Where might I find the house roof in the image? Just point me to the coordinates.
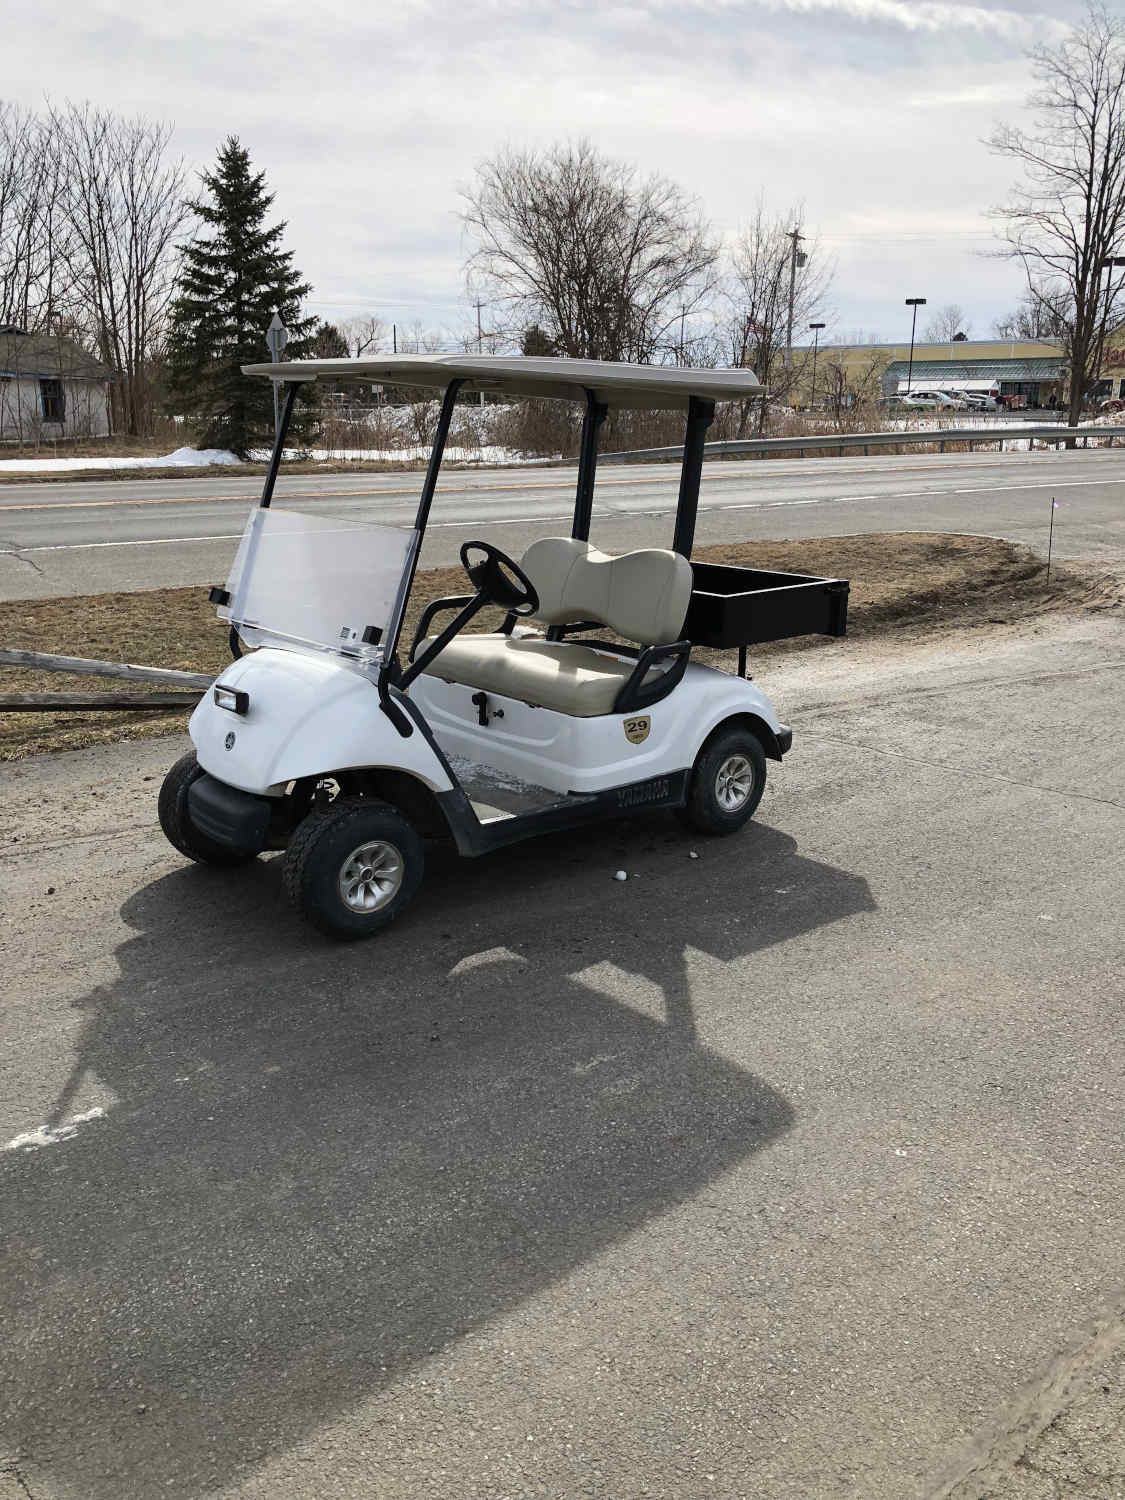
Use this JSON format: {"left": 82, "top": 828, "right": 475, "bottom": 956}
{"left": 0, "top": 331, "right": 113, "bottom": 382}
{"left": 884, "top": 357, "right": 1067, "bottom": 384}
{"left": 241, "top": 354, "right": 763, "bottom": 410}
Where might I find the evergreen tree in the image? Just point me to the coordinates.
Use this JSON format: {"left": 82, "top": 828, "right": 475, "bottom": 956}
{"left": 167, "top": 137, "right": 315, "bottom": 456}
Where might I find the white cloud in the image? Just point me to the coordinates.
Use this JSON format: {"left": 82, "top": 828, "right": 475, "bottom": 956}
{"left": 0, "top": 0, "right": 1083, "bottom": 340}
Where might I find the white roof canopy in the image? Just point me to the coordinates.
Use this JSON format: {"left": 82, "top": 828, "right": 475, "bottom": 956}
{"left": 241, "top": 354, "right": 763, "bottom": 411}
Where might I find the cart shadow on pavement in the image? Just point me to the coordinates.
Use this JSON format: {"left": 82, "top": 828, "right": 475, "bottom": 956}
{"left": 1, "top": 816, "right": 874, "bottom": 1500}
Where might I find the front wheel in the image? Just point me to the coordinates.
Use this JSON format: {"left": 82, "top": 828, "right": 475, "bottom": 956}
{"left": 678, "top": 726, "right": 767, "bottom": 836}
{"left": 284, "top": 799, "right": 423, "bottom": 940}
{"left": 158, "top": 751, "right": 259, "bottom": 866}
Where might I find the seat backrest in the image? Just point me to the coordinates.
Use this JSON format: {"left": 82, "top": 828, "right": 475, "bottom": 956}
{"left": 520, "top": 537, "right": 693, "bottom": 646}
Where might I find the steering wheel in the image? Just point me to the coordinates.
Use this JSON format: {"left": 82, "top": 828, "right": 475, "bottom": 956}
{"left": 459, "top": 541, "right": 539, "bottom": 617}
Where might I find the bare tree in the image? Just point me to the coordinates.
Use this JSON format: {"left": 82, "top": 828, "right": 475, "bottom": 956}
{"left": 991, "top": 290, "right": 1069, "bottom": 340}
{"left": 722, "top": 199, "right": 832, "bottom": 434}
{"left": 51, "top": 102, "right": 188, "bottom": 435}
{"left": 340, "top": 313, "right": 387, "bottom": 357}
{"left": 923, "top": 303, "right": 971, "bottom": 341}
{"left": 462, "top": 140, "right": 718, "bottom": 364}
{"left": 0, "top": 104, "right": 75, "bottom": 332}
{"left": 990, "top": 4, "right": 1125, "bottom": 424}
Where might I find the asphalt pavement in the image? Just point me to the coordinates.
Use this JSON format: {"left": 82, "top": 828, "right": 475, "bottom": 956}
{"left": 2, "top": 609, "right": 1124, "bottom": 1498}
{"left": 2, "top": 446, "right": 1125, "bottom": 599}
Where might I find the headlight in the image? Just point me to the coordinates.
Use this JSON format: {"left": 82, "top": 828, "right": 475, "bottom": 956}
{"left": 213, "top": 685, "right": 249, "bottom": 715}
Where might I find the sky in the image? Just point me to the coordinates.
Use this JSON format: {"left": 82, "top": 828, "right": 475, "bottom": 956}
{"left": 3, "top": 0, "right": 1093, "bottom": 351}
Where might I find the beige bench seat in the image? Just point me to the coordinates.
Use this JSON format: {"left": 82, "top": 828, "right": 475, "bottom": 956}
{"left": 416, "top": 537, "right": 694, "bottom": 717}
{"left": 418, "top": 634, "right": 640, "bottom": 717}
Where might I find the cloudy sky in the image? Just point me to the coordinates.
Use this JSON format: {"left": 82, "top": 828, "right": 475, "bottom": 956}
{"left": 4, "top": 0, "right": 1090, "bottom": 349}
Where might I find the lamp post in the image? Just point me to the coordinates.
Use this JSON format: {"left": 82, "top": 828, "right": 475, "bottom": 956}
{"left": 808, "top": 322, "right": 825, "bottom": 409}
{"left": 904, "top": 297, "right": 926, "bottom": 396}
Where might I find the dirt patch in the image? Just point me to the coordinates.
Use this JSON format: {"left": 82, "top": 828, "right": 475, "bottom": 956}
{"left": 0, "top": 532, "right": 1111, "bottom": 761}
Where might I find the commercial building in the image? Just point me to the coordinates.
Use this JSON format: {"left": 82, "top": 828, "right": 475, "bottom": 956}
{"left": 787, "top": 336, "right": 1125, "bottom": 409}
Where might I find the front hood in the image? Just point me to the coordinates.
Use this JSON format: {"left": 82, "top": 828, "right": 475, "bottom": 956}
{"left": 190, "top": 646, "right": 450, "bottom": 795}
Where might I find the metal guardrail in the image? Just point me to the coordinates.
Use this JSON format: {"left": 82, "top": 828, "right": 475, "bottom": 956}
{"left": 594, "top": 424, "right": 1125, "bottom": 465}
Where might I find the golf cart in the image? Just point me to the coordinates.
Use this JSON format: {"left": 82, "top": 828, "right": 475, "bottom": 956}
{"left": 158, "top": 356, "right": 849, "bottom": 939}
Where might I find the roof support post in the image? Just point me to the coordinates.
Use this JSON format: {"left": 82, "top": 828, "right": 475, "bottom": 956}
{"left": 571, "top": 390, "right": 608, "bottom": 541}
{"left": 412, "top": 378, "right": 465, "bottom": 532}
{"left": 381, "top": 378, "right": 466, "bottom": 719}
{"left": 672, "top": 395, "right": 715, "bottom": 557}
{"left": 258, "top": 382, "right": 300, "bottom": 509}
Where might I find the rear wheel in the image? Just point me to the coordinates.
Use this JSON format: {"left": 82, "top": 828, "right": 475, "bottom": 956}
{"left": 158, "top": 751, "right": 258, "bottom": 866}
{"left": 678, "top": 726, "right": 767, "bottom": 836}
{"left": 284, "top": 799, "right": 424, "bottom": 940}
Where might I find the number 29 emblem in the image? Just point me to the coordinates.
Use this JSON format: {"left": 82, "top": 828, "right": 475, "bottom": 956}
{"left": 623, "top": 715, "right": 651, "bottom": 745}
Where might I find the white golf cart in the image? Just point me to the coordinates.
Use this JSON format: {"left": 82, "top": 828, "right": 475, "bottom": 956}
{"left": 158, "top": 356, "right": 849, "bottom": 938}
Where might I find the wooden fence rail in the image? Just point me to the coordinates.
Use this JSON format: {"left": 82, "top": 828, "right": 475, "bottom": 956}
{"left": 0, "top": 648, "right": 210, "bottom": 713}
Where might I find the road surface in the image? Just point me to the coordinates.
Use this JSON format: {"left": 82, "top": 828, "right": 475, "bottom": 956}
{"left": 2, "top": 611, "right": 1123, "bottom": 1498}
{"left": 2, "top": 447, "right": 1124, "bottom": 600}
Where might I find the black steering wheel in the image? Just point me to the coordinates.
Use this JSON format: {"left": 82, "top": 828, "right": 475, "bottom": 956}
{"left": 459, "top": 541, "right": 539, "bottom": 617}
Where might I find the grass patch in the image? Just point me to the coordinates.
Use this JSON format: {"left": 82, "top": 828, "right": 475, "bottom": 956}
{"left": 0, "top": 532, "right": 1100, "bottom": 761}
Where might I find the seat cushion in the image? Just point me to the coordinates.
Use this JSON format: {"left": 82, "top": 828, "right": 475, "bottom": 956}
{"left": 520, "top": 537, "right": 692, "bottom": 646}
{"left": 419, "top": 633, "right": 637, "bottom": 716}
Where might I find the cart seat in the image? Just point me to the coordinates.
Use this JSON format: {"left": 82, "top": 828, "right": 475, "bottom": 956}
{"left": 418, "top": 538, "right": 693, "bottom": 717}
{"left": 417, "top": 634, "right": 648, "bottom": 717}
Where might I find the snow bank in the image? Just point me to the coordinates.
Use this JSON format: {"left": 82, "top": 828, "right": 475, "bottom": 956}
{"left": 0, "top": 446, "right": 241, "bottom": 473}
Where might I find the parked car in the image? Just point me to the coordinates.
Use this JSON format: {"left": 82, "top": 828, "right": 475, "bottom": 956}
{"left": 897, "top": 390, "right": 963, "bottom": 410}
{"left": 961, "top": 391, "right": 999, "bottom": 411}
{"left": 1098, "top": 396, "right": 1125, "bottom": 413}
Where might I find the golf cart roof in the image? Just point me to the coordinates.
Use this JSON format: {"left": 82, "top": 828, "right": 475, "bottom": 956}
{"left": 241, "top": 354, "right": 763, "bottom": 411}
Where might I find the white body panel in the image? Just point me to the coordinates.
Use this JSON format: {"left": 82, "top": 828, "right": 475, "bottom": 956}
{"left": 190, "top": 647, "right": 454, "bottom": 796}
{"left": 190, "top": 645, "right": 785, "bottom": 802}
{"left": 407, "top": 657, "right": 782, "bottom": 794}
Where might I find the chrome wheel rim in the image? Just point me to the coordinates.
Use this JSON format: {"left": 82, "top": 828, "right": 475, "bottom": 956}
{"left": 338, "top": 840, "right": 404, "bottom": 912}
{"left": 716, "top": 753, "right": 754, "bottom": 812}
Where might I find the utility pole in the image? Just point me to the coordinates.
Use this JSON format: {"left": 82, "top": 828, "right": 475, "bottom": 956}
{"left": 784, "top": 227, "right": 806, "bottom": 371}
{"left": 679, "top": 305, "right": 686, "bottom": 367}
{"left": 392, "top": 322, "right": 397, "bottom": 354}
{"left": 476, "top": 298, "right": 485, "bottom": 406}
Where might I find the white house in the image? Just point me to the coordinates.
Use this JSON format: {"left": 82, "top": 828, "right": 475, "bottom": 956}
{"left": 0, "top": 325, "right": 113, "bottom": 443}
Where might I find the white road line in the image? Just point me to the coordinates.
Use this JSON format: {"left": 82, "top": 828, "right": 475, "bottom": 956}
{"left": 0, "top": 533, "right": 243, "bottom": 554}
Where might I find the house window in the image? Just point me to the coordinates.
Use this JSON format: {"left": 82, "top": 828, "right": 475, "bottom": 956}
{"left": 40, "top": 378, "right": 65, "bottom": 423}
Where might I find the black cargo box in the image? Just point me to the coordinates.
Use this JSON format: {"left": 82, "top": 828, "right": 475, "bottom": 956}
{"left": 684, "top": 563, "right": 850, "bottom": 648}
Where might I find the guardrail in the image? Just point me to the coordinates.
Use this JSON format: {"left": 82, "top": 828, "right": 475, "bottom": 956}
{"left": 595, "top": 424, "right": 1125, "bottom": 465}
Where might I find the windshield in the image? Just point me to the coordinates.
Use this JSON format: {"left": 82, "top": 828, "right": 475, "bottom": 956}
{"left": 217, "top": 506, "right": 415, "bottom": 664}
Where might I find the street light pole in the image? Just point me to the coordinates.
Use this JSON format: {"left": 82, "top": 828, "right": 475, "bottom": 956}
{"left": 808, "top": 322, "right": 825, "bottom": 409}
{"left": 904, "top": 297, "right": 926, "bottom": 395}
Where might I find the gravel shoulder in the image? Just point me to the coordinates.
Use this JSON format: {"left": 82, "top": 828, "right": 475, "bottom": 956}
{"left": 2, "top": 608, "right": 1124, "bottom": 1498}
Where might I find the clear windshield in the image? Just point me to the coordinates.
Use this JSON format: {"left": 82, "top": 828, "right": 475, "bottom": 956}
{"left": 217, "top": 506, "right": 415, "bottom": 664}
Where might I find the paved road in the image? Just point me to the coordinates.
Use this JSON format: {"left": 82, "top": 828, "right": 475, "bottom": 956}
{"left": 2, "top": 611, "right": 1124, "bottom": 1498}
{"left": 2, "top": 447, "right": 1124, "bottom": 600}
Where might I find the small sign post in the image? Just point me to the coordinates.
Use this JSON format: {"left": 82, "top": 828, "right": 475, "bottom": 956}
{"left": 1047, "top": 496, "right": 1058, "bottom": 584}
{"left": 266, "top": 312, "right": 289, "bottom": 442}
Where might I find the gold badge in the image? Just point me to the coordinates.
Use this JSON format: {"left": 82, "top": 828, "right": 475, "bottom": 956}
{"left": 623, "top": 715, "right": 651, "bottom": 745}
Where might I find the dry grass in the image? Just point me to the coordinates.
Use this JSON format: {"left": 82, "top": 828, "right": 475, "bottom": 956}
{"left": 0, "top": 532, "right": 1102, "bottom": 761}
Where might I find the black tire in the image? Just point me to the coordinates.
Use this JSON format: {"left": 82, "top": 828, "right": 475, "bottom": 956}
{"left": 283, "top": 799, "right": 423, "bottom": 940}
{"left": 158, "top": 751, "right": 258, "bottom": 866}
{"left": 678, "top": 725, "right": 767, "bottom": 837}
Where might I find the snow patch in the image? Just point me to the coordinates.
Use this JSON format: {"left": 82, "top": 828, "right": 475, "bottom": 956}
{"left": 0, "top": 446, "right": 241, "bottom": 473}
{"left": 3, "top": 1106, "right": 106, "bottom": 1152}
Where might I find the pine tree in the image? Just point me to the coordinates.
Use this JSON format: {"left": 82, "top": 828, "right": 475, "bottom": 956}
{"left": 167, "top": 137, "right": 315, "bottom": 456}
